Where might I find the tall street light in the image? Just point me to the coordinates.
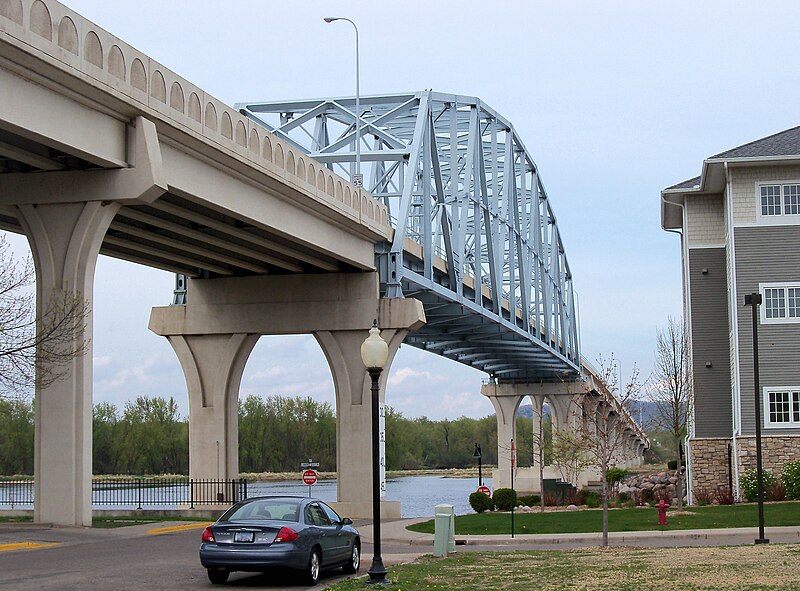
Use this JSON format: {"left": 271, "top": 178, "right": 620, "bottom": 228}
{"left": 744, "top": 293, "right": 769, "bottom": 545}
{"left": 473, "top": 443, "right": 482, "bottom": 487}
{"left": 323, "top": 16, "right": 362, "bottom": 188}
{"left": 360, "top": 320, "right": 390, "bottom": 585}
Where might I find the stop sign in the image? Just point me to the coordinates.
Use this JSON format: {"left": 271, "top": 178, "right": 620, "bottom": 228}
{"left": 302, "top": 469, "right": 318, "bottom": 486}
{"left": 477, "top": 485, "right": 491, "bottom": 496}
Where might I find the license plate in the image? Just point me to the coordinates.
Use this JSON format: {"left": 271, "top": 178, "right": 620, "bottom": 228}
{"left": 234, "top": 531, "right": 254, "bottom": 543}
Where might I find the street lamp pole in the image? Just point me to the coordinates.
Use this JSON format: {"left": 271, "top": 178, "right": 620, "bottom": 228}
{"left": 473, "top": 443, "right": 482, "bottom": 487}
{"left": 361, "top": 320, "right": 390, "bottom": 585}
{"left": 323, "top": 16, "right": 361, "bottom": 187}
{"left": 744, "top": 292, "right": 769, "bottom": 545}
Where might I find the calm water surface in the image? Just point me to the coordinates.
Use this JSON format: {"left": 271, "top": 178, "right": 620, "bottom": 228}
{"left": 249, "top": 475, "right": 493, "bottom": 518}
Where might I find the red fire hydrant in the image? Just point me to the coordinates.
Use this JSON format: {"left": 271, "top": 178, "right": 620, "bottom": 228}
{"left": 656, "top": 499, "right": 669, "bottom": 525}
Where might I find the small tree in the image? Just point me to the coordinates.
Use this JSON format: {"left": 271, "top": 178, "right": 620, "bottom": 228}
{"left": 0, "top": 235, "right": 89, "bottom": 398}
{"left": 551, "top": 428, "right": 591, "bottom": 488}
{"left": 648, "top": 317, "right": 692, "bottom": 510}
{"left": 571, "top": 354, "right": 641, "bottom": 546}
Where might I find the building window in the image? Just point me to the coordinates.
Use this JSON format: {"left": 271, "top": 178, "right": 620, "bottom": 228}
{"left": 759, "top": 283, "right": 800, "bottom": 323}
{"left": 758, "top": 183, "right": 800, "bottom": 218}
{"left": 765, "top": 389, "right": 800, "bottom": 428}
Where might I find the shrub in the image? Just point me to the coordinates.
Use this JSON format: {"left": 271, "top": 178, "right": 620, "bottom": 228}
{"left": 518, "top": 495, "right": 540, "bottom": 507}
{"left": 640, "top": 488, "right": 654, "bottom": 505}
{"left": 740, "top": 468, "right": 778, "bottom": 502}
{"left": 714, "top": 486, "right": 735, "bottom": 505}
{"left": 605, "top": 467, "right": 630, "bottom": 485}
{"left": 767, "top": 481, "right": 786, "bottom": 502}
{"left": 469, "top": 491, "right": 493, "bottom": 513}
{"left": 542, "top": 491, "right": 562, "bottom": 506}
{"left": 492, "top": 488, "right": 517, "bottom": 511}
{"left": 781, "top": 460, "right": 800, "bottom": 500}
{"left": 693, "top": 488, "right": 714, "bottom": 506}
{"left": 667, "top": 459, "right": 678, "bottom": 470}
{"left": 576, "top": 488, "right": 600, "bottom": 507}
{"left": 617, "top": 491, "right": 631, "bottom": 503}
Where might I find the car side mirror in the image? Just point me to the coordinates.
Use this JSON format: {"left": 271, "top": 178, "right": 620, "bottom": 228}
{"left": 341, "top": 517, "right": 353, "bottom": 525}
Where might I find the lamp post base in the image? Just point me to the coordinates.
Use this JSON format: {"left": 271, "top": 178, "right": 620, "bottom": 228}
{"left": 366, "top": 557, "right": 390, "bottom": 585}
{"left": 755, "top": 538, "right": 770, "bottom": 545}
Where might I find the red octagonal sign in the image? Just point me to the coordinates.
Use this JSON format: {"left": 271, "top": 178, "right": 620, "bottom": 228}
{"left": 302, "top": 469, "right": 318, "bottom": 486}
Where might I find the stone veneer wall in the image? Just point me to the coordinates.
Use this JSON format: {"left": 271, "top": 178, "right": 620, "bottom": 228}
{"left": 690, "top": 435, "right": 800, "bottom": 496}
{"left": 736, "top": 435, "right": 800, "bottom": 476}
{"left": 689, "top": 437, "right": 731, "bottom": 494}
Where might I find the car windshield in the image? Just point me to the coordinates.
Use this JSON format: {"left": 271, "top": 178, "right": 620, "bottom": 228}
{"left": 220, "top": 499, "right": 300, "bottom": 522}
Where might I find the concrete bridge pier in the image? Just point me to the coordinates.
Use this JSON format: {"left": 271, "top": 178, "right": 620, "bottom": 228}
{"left": 482, "top": 382, "right": 578, "bottom": 492}
{"left": 149, "top": 273, "right": 425, "bottom": 519}
{"left": 165, "top": 333, "right": 259, "bottom": 483}
{"left": 1, "top": 117, "right": 166, "bottom": 526}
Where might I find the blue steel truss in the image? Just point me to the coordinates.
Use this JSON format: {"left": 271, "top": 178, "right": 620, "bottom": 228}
{"left": 238, "top": 91, "right": 579, "bottom": 381}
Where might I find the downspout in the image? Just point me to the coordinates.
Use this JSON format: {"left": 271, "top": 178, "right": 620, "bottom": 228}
{"left": 724, "top": 161, "right": 742, "bottom": 500}
{"left": 663, "top": 198, "right": 692, "bottom": 504}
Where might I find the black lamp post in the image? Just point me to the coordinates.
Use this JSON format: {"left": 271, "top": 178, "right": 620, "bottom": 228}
{"left": 473, "top": 443, "right": 483, "bottom": 487}
{"left": 744, "top": 293, "right": 769, "bottom": 545}
{"left": 361, "top": 320, "right": 390, "bottom": 584}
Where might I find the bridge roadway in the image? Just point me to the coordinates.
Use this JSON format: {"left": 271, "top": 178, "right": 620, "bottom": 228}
{"left": 0, "top": 0, "right": 647, "bottom": 527}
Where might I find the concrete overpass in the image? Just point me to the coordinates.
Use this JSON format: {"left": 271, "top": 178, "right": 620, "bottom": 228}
{"left": 0, "top": 0, "right": 647, "bottom": 525}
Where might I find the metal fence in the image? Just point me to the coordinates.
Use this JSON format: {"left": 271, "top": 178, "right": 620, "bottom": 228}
{"left": 0, "top": 478, "right": 249, "bottom": 509}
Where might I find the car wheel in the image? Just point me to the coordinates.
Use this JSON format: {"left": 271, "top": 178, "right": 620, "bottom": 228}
{"left": 207, "top": 568, "right": 229, "bottom": 585}
{"left": 304, "top": 548, "right": 321, "bottom": 586}
{"left": 342, "top": 542, "right": 360, "bottom": 574}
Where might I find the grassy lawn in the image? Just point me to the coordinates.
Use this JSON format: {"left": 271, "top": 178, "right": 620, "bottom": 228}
{"left": 407, "top": 502, "right": 800, "bottom": 535}
{"left": 327, "top": 545, "right": 800, "bottom": 591}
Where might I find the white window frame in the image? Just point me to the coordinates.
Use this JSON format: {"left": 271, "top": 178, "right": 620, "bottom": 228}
{"left": 756, "top": 181, "right": 800, "bottom": 224}
{"left": 759, "top": 282, "right": 800, "bottom": 324}
{"left": 763, "top": 388, "right": 800, "bottom": 428}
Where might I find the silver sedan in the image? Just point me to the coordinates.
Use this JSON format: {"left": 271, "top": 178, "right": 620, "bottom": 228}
{"left": 199, "top": 496, "right": 360, "bottom": 585}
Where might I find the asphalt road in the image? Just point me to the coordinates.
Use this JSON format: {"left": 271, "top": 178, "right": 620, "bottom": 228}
{"left": 0, "top": 523, "right": 408, "bottom": 590}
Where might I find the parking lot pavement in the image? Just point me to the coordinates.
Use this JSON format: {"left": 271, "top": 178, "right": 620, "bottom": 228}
{"left": 0, "top": 522, "right": 375, "bottom": 590}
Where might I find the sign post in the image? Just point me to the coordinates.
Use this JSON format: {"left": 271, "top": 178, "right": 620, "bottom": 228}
{"left": 300, "top": 459, "right": 320, "bottom": 498}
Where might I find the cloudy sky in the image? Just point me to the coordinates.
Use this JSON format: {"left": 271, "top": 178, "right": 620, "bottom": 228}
{"left": 8, "top": 0, "right": 800, "bottom": 420}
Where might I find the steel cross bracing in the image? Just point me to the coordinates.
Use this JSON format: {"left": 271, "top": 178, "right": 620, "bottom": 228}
{"left": 238, "top": 91, "right": 580, "bottom": 381}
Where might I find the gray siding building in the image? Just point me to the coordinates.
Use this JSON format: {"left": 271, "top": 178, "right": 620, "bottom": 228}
{"left": 662, "top": 127, "right": 800, "bottom": 500}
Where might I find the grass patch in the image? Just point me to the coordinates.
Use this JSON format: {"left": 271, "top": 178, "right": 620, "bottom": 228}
{"left": 407, "top": 501, "right": 800, "bottom": 535}
{"left": 328, "top": 545, "right": 800, "bottom": 590}
{"left": 0, "top": 515, "right": 32, "bottom": 523}
{"left": 91, "top": 515, "right": 212, "bottom": 529}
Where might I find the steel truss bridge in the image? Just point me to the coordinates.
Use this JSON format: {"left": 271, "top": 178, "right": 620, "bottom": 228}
{"left": 239, "top": 91, "right": 579, "bottom": 382}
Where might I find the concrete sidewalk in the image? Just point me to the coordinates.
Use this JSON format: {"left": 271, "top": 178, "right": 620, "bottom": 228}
{"left": 365, "top": 517, "right": 800, "bottom": 549}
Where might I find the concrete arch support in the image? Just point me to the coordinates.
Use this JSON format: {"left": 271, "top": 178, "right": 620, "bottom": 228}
{"left": 166, "top": 333, "right": 259, "bottom": 481}
{"left": 481, "top": 383, "right": 523, "bottom": 490}
{"left": 17, "top": 200, "right": 120, "bottom": 527}
{"left": 314, "top": 325, "right": 406, "bottom": 519}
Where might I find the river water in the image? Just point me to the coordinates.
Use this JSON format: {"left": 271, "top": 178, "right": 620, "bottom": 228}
{"left": 248, "top": 475, "right": 493, "bottom": 518}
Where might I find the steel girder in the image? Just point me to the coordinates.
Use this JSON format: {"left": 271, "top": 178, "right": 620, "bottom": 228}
{"left": 238, "top": 91, "right": 580, "bottom": 381}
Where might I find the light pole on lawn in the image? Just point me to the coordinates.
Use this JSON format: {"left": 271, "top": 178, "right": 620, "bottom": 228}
{"left": 323, "top": 16, "right": 362, "bottom": 188}
{"left": 744, "top": 292, "right": 769, "bottom": 545}
{"left": 360, "top": 320, "right": 390, "bottom": 584}
{"left": 473, "top": 443, "right": 482, "bottom": 487}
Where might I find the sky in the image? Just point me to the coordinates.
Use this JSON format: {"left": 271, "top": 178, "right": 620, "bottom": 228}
{"left": 8, "top": 0, "right": 800, "bottom": 420}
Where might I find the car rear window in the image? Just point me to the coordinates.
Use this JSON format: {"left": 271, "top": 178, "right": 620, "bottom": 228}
{"left": 221, "top": 500, "right": 300, "bottom": 522}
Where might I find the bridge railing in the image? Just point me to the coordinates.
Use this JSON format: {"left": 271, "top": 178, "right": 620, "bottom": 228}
{"left": 0, "top": 478, "right": 249, "bottom": 509}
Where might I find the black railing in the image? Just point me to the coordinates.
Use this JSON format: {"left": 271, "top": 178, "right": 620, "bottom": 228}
{"left": 0, "top": 478, "right": 248, "bottom": 508}
{"left": 0, "top": 480, "right": 34, "bottom": 507}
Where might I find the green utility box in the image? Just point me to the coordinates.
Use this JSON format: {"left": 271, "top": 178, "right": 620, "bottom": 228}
{"left": 433, "top": 503, "right": 455, "bottom": 557}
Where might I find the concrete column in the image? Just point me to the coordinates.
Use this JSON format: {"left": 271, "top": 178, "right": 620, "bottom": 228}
{"left": 18, "top": 200, "right": 120, "bottom": 526}
{"left": 482, "top": 385, "right": 522, "bottom": 490}
{"left": 166, "top": 333, "right": 259, "bottom": 482}
{"left": 314, "top": 325, "right": 405, "bottom": 518}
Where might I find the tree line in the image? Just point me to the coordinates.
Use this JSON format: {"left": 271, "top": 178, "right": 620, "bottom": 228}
{"left": 0, "top": 394, "right": 555, "bottom": 476}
